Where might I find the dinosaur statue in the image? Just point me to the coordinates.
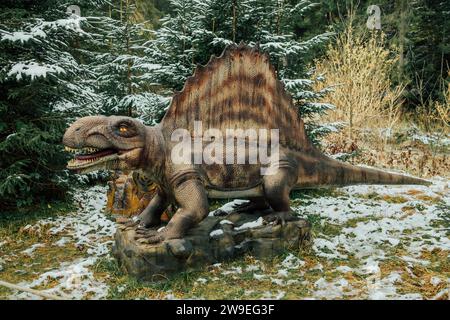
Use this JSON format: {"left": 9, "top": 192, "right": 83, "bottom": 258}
{"left": 62, "top": 44, "right": 429, "bottom": 244}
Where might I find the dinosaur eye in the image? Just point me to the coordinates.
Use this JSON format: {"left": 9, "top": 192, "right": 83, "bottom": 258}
{"left": 115, "top": 121, "right": 137, "bottom": 137}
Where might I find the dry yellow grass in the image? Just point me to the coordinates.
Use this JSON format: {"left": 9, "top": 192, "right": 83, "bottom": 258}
{"left": 435, "top": 79, "right": 450, "bottom": 127}
{"left": 421, "top": 81, "right": 449, "bottom": 133}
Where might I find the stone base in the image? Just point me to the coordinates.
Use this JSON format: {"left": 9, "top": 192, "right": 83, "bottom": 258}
{"left": 112, "top": 212, "right": 311, "bottom": 281}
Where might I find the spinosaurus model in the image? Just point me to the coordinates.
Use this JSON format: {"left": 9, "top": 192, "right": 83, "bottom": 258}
{"left": 63, "top": 44, "right": 429, "bottom": 244}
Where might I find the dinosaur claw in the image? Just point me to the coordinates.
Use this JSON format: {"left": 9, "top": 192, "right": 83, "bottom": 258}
{"left": 136, "top": 225, "right": 151, "bottom": 231}
{"left": 115, "top": 217, "right": 129, "bottom": 224}
{"left": 126, "top": 221, "right": 139, "bottom": 228}
{"left": 263, "top": 211, "right": 299, "bottom": 226}
{"left": 145, "top": 234, "right": 164, "bottom": 244}
{"left": 116, "top": 217, "right": 139, "bottom": 231}
{"left": 119, "top": 217, "right": 141, "bottom": 229}
{"left": 213, "top": 209, "right": 228, "bottom": 217}
{"left": 136, "top": 233, "right": 164, "bottom": 244}
{"left": 135, "top": 228, "right": 168, "bottom": 244}
{"left": 134, "top": 228, "right": 159, "bottom": 239}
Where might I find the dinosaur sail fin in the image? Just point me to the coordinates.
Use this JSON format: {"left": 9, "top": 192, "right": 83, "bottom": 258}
{"left": 161, "top": 43, "right": 312, "bottom": 151}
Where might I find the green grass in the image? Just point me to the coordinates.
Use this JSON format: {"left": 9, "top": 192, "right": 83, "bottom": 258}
{"left": 0, "top": 201, "right": 78, "bottom": 298}
{"left": 0, "top": 201, "right": 75, "bottom": 233}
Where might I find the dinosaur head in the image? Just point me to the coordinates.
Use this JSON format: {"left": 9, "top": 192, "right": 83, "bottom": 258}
{"left": 62, "top": 116, "right": 148, "bottom": 174}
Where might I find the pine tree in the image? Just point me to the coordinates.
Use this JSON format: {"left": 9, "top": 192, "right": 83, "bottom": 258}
{"left": 0, "top": 1, "right": 103, "bottom": 208}
{"left": 83, "top": 0, "right": 168, "bottom": 124}
{"left": 407, "top": 0, "right": 450, "bottom": 105}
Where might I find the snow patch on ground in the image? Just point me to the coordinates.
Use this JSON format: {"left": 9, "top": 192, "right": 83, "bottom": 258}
{"left": 296, "top": 176, "right": 449, "bottom": 299}
{"left": 411, "top": 133, "right": 450, "bottom": 146}
{"left": 9, "top": 186, "right": 115, "bottom": 300}
{"left": 280, "top": 253, "right": 305, "bottom": 269}
{"left": 15, "top": 257, "right": 109, "bottom": 300}
{"left": 312, "top": 277, "right": 356, "bottom": 299}
{"left": 245, "top": 264, "right": 260, "bottom": 272}
{"left": 261, "top": 290, "right": 285, "bottom": 300}
{"left": 21, "top": 243, "right": 45, "bottom": 257}
{"left": 221, "top": 266, "right": 242, "bottom": 275}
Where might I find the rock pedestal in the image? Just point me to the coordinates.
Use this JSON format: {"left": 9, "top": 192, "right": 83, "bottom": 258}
{"left": 112, "top": 213, "right": 311, "bottom": 281}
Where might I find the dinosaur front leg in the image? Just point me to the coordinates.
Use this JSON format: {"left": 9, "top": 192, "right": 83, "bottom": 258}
{"left": 137, "top": 179, "right": 209, "bottom": 244}
{"left": 117, "top": 191, "right": 167, "bottom": 230}
{"left": 262, "top": 167, "right": 299, "bottom": 225}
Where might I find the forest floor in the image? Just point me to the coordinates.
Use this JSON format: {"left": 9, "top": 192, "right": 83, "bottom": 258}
{"left": 0, "top": 130, "right": 449, "bottom": 300}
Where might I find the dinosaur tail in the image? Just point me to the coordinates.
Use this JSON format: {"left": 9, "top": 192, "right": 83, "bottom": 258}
{"left": 295, "top": 152, "right": 431, "bottom": 189}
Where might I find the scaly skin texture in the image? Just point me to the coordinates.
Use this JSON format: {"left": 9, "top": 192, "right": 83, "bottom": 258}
{"left": 63, "top": 44, "right": 430, "bottom": 244}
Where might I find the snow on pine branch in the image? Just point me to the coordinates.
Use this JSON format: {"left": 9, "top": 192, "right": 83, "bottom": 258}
{"left": 0, "top": 16, "right": 87, "bottom": 44}
{"left": 298, "top": 32, "right": 334, "bottom": 48}
{"left": 282, "top": 78, "right": 314, "bottom": 90}
{"left": 302, "top": 102, "right": 335, "bottom": 114}
{"left": 210, "top": 37, "right": 235, "bottom": 47}
{"left": 120, "top": 93, "right": 170, "bottom": 125}
{"left": 0, "top": 29, "right": 46, "bottom": 44}
{"left": 7, "top": 61, "right": 65, "bottom": 81}
{"left": 290, "top": 1, "right": 320, "bottom": 15}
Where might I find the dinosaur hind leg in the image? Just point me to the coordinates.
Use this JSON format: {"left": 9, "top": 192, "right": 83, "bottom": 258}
{"left": 262, "top": 167, "right": 299, "bottom": 225}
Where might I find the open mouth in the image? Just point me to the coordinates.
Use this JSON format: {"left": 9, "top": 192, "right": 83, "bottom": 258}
{"left": 65, "top": 146, "right": 119, "bottom": 170}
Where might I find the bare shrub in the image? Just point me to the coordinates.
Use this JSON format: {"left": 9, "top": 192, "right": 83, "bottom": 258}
{"left": 314, "top": 17, "right": 405, "bottom": 142}
{"left": 414, "top": 71, "right": 449, "bottom": 132}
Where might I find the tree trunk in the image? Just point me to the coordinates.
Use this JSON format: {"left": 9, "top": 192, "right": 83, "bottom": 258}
{"left": 397, "top": 0, "right": 407, "bottom": 81}
{"left": 232, "top": 0, "right": 237, "bottom": 43}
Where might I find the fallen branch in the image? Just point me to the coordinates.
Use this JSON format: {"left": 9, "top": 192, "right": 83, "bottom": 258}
{"left": 0, "top": 279, "right": 71, "bottom": 300}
